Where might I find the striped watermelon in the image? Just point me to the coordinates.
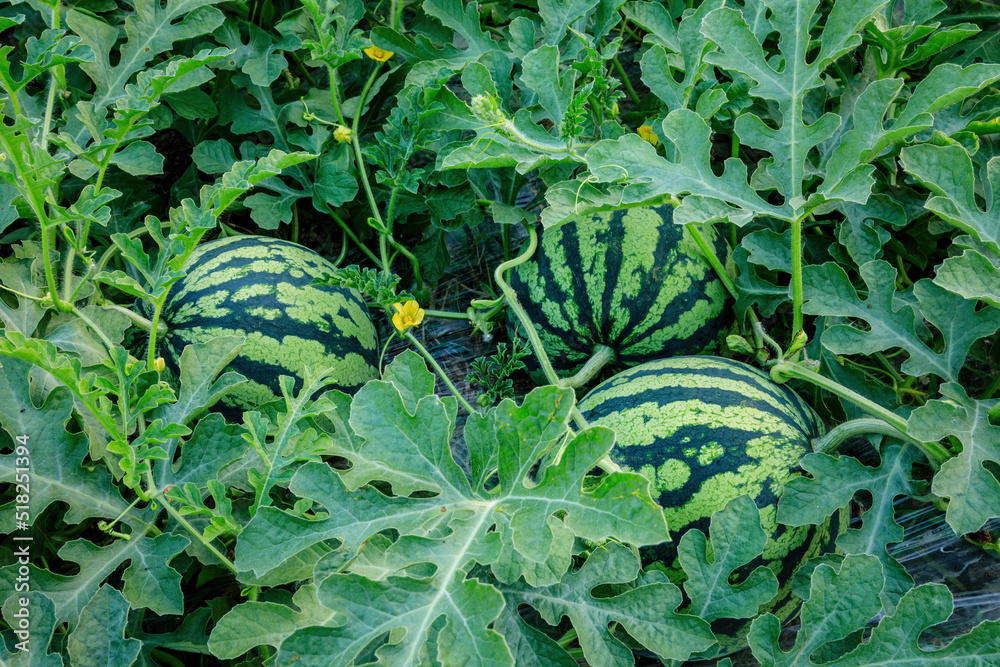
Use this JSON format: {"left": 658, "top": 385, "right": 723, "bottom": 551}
{"left": 157, "top": 236, "right": 379, "bottom": 414}
{"left": 508, "top": 205, "right": 732, "bottom": 382}
{"left": 579, "top": 356, "right": 847, "bottom": 655}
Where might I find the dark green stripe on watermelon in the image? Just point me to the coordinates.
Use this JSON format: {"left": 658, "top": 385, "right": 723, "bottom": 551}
{"left": 508, "top": 205, "right": 733, "bottom": 381}
{"left": 157, "top": 236, "right": 379, "bottom": 416}
{"left": 579, "top": 356, "right": 846, "bottom": 655}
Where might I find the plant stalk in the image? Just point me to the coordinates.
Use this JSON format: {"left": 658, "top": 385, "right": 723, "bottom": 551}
{"left": 405, "top": 332, "right": 478, "bottom": 415}
{"left": 560, "top": 345, "right": 615, "bottom": 389}
{"left": 812, "top": 417, "right": 946, "bottom": 468}
{"left": 771, "top": 361, "right": 950, "bottom": 467}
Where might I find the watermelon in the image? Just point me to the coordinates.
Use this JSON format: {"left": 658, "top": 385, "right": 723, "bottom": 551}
{"left": 157, "top": 236, "right": 379, "bottom": 414}
{"left": 508, "top": 205, "right": 732, "bottom": 383}
{"left": 579, "top": 356, "right": 847, "bottom": 654}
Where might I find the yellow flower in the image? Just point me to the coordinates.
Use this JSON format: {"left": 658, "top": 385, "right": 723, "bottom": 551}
{"left": 334, "top": 125, "right": 352, "bottom": 143}
{"left": 364, "top": 46, "right": 394, "bottom": 62}
{"left": 392, "top": 300, "right": 424, "bottom": 332}
{"left": 637, "top": 124, "right": 658, "bottom": 146}
{"left": 153, "top": 357, "right": 166, "bottom": 372}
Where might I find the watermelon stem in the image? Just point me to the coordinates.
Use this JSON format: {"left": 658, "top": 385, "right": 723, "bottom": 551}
{"left": 103, "top": 304, "right": 165, "bottom": 338}
{"left": 812, "top": 417, "right": 946, "bottom": 468}
{"left": 405, "top": 331, "right": 479, "bottom": 415}
{"left": 560, "top": 344, "right": 615, "bottom": 389}
{"left": 686, "top": 222, "right": 738, "bottom": 299}
{"left": 772, "top": 361, "right": 950, "bottom": 468}
{"left": 153, "top": 484, "right": 238, "bottom": 575}
{"left": 492, "top": 224, "right": 600, "bottom": 439}
{"left": 71, "top": 305, "right": 116, "bottom": 353}
{"left": 790, "top": 215, "right": 805, "bottom": 341}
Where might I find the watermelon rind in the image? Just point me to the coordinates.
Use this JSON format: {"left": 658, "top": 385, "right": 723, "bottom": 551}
{"left": 579, "top": 355, "right": 847, "bottom": 655}
{"left": 509, "top": 205, "right": 733, "bottom": 382}
{"left": 157, "top": 235, "right": 379, "bottom": 413}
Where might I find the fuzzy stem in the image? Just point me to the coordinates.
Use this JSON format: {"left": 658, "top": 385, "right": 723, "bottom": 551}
{"left": 71, "top": 305, "right": 115, "bottom": 353}
{"left": 350, "top": 64, "right": 387, "bottom": 266}
{"left": 790, "top": 215, "right": 805, "bottom": 338}
{"left": 405, "top": 332, "right": 478, "bottom": 415}
{"left": 610, "top": 54, "right": 640, "bottom": 106}
{"left": 685, "top": 223, "right": 737, "bottom": 299}
{"left": 103, "top": 304, "right": 161, "bottom": 336}
{"left": 560, "top": 345, "right": 615, "bottom": 389}
{"left": 388, "top": 235, "right": 422, "bottom": 291}
{"left": 812, "top": 417, "right": 946, "bottom": 469}
{"left": 146, "top": 303, "right": 164, "bottom": 368}
{"left": 157, "top": 490, "right": 238, "bottom": 575}
{"left": 329, "top": 209, "right": 381, "bottom": 266}
{"left": 424, "top": 309, "right": 471, "bottom": 320}
{"left": 494, "top": 224, "right": 592, "bottom": 435}
{"left": 771, "top": 361, "right": 950, "bottom": 467}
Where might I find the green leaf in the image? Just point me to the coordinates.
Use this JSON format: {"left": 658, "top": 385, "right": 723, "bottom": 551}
{"left": 777, "top": 445, "right": 922, "bottom": 611}
{"left": 747, "top": 554, "right": 885, "bottom": 666}
{"left": 828, "top": 583, "right": 1000, "bottom": 665}
{"left": 381, "top": 348, "right": 437, "bottom": 415}
{"left": 0, "top": 259, "right": 46, "bottom": 336}
{"left": 191, "top": 139, "right": 237, "bottom": 174}
{"left": 833, "top": 195, "right": 904, "bottom": 264}
{"left": 133, "top": 606, "right": 212, "bottom": 664}
{"left": 423, "top": 0, "right": 494, "bottom": 60}
{"left": 66, "top": 586, "right": 141, "bottom": 667}
{"left": 901, "top": 145, "right": 1000, "bottom": 254}
{"left": 153, "top": 335, "right": 247, "bottom": 428}
{"left": 108, "top": 141, "right": 164, "bottom": 176}
{"left": 121, "top": 534, "right": 190, "bottom": 616}
{"left": 492, "top": 608, "right": 578, "bottom": 667}
{"left": 679, "top": 495, "right": 779, "bottom": 623}
{"left": 734, "top": 243, "right": 791, "bottom": 318}
{"left": 0, "top": 356, "right": 133, "bottom": 533}
{"left": 637, "top": 1, "right": 723, "bottom": 112}
{"left": 313, "top": 159, "right": 358, "bottom": 209}
{"left": 244, "top": 369, "right": 342, "bottom": 517}
{"left": 43, "top": 306, "right": 131, "bottom": 367}
{"left": 235, "top": 356, "right": 668, "bottom": 662}
{"left": 208, "top": 584, "right": 342, "bottom": 659}
{"left": 276, "top": 572, "right": 509, "bottom": 667}
{"left": 802, "top": 261, "right": 1000, "bottom": 382}
{"left": 496, "top": 542, "right": 716, "bottom": 665}
{"left": 908, "top": 383, "right": 1000, "bottom": 535}
{"left": 0, "top": 535, "right": 182, "bottom": 628}
{"left": 934, "top": 247, "right": 1000, "bottom": 307}
{"left": 538, "top": 0, "right": 600, "bottom": 44}
{"left": 1, "top": 592, "right": 63, "bottom": 666}
{"left": 520, "top": 46, "right": 579, "bottom": 126}
{"left": 825, "top": 65, "right": 1000, "bottom": 195}
{"left": 66, "top": 0, "right": 226, "bottom": 113}
{"left": 750, "top": 554, "right": 1000, "bottom": 665}
{"left": 584, "top": 111, "right": 781, "bottom": 223}
{"left": 701, "top": 0, "right": 888, "bottom": 213}
{"left": 621, "top": 1, "right": 680, "bottom": 51}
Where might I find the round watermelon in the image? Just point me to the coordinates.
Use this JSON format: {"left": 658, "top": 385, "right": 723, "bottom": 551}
{"left": 508, "top": 205, "right": 732, "bottom": 383}
{"left": 157, "top": 236, "right": 379, "bottom": 414}
{"left": 579, "top": 356, "right": 847, "bottom": 655}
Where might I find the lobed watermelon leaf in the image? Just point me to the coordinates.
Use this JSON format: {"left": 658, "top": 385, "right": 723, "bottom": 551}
{"left": 65, "top": 586, "right": 141, "bottom": 667}
{"left": 777, "top": 444, "right": 924, "bottom": 611}
{"left": 803, "top": 261, "right": 1000, "bottom": 383}
{"left": 493, "top": 542, "right": 716, "bottom": 666}
{"left": 908, "top": 383, "right": 1000, "bottom": 535}
{"left": 679, "top": 494, "right": 779, "bottom": 624}
{"left": 749, "top": 554, "right": 1000, "bottom": 666}
{"left": 227, "top": 351, "right": 671, "bottom": 664}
